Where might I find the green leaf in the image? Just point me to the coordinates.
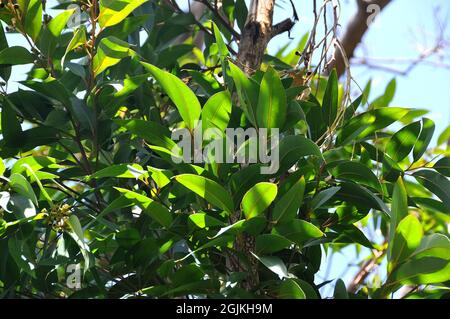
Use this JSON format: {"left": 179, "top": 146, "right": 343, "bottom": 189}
{"left": 386, "top": 121, "right": 421, "bottom": 162}
{"left": 273, "top": 219, "right": 323, "bottom": 246}
{"left": 213, "top": 219, "right": 246, "bottom": 238}
{"left": 0, "top": 46, "right": 34, "bottom": 65}
{"left": 90, "top": 164, "right": 146, "bottom": 180}
{"left": 11, "top": 156, "right": 61, "bottom": 176}
{"left": 40, "top": 8, "right": 76, "bottom": 56}
{"left": 371, "top": 78, "right": 396, "bottom": 108}
{"left": 343, "top": 94, "right": 363, "bottom": 121}
{"left": 9, "top": 173, "right": 38, "bottom": 206}
{"left": 241, "top": 182, "right": 277, "bottom": 219}
{"left": 66, "top": 215, "right": 92, "bottom": 271}
{"left": 24, "top": 0, "right": 42, "bottom": 41}
{"left": 114, "top": 188, "right": 173, "bottom": 228}
{"left": 252, "top": 254, "right": 289, "bottom": 278}
{"left": 338, "top": 182, "right": 391, "bottom": 217}
{"left": 391, "top": 177, "right": 408, "bottom": 225}
{"left": 175, "top": 174, "right": 234, "bottom": 214}
{"left": 0, "top": 25, "right": 11, "bottom": 81}
{"left": 116, "top": 228, "right": 140, "bottom": 248}
{"left": 93, "top": 36, "right": 135, "bottom": 76}
{"left": 389, "top": 215, "right": 423, "bottom": 271}
{"left": 328, "top": 161, "right": 381, "bottom": 192}
{"left": 310, "top": 187, "right": 341, "bottom": 211}
{"left": 212, "top": 22, "right": 232, "bottom": 88}
{"left": 322, "top": 69, "right": 338, "bottom": 126}
{"left": 256, "top": 66, "right": 287, "bottom": 130}
{"left": 201, "top": 90, "right": 232, "bottom": 134}
{"left": 86, "top": 195, "right": 133, "bottom": 229}
{"left": 99, "top": 0, "right": 148, "bottom": 28}
{"left": 411, "top": 234, "right": 450, "bottom": 260}
{"left": 437, "top": 125, "right": 450, "bottom": 146}
{"left": 390, "top": 257, "right": 450, "bottom": 286}
{"left": 188, "top": 213, "right": 225, "bottom": 229}
{"left": 62, "top": 26, "right": 87, "bottom": 66}
{"left": 256, "top": 234, "right": 292, "bottom": 254}
{"left": 338, "top": 107, "right": 410, "bottom": 146}
{"left": 48, "top": 9, "right": 75, "bottom": 37}
{"left": 0, "top": 158, "right": 5, "bottom": 176}
{"left": 413, "top": 118, "right": 435, "bottom": 161}
{"left": 413, "top": 170, "right": 450, "bottom": 213}
{"left": 332, "top": 224, "right": 374, "bottom": 249}
{"left": 118, "top": 119, "right": 179, "bottom": 153}
{"left": 433, "top": 157, "right": 450, "bottom": 177}
{"left": 278, "top": 278, "right": 306, "bottom": 299}
{"left": 229, "top": 62, "right": 259, "bottom": 126}
{"left": 272, "top": 177, "right": 305, "bottom": 223}
{"left": 279, "top": 135, "right": 322, "bottom": 172}
{"left": 22, "top": 163, "right": 53, "bottom": 206}
{"left": 141, "top": 62, "right": 201, "bottom": 131}
{"left": 333, "top": 279, "right": 348, "bottom": 299}
{"left": 389, "top": 177, "right": 409, "bottom": 260}
{"left": 8, "top": 237, "right": 35, "bottom": 278}
{"left": 1, "top": 98, "right": 23, "bottom": 146}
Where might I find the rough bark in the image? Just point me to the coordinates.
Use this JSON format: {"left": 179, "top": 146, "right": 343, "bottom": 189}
{"left": 236, "top": 0, "right": 276, "bottom": 75}
{"left": 331, "top": 0, "right": 392, "bottom": 77}
{"left": 236, "top": 0, "right": 295, "bottom": 75}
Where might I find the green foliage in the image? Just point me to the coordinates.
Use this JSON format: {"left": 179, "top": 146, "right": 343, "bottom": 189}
{"left": 0, "top": 0, "right": 448, "bottom": 300}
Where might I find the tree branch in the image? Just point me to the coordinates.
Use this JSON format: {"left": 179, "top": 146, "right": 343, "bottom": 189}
{"left": 329, "top": 0, "right": 393, "bottom": 77}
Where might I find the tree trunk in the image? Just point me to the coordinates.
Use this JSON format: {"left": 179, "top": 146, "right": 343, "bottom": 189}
{"left": 236, "top": 0, "right": 276, "bottom": 75}
{"left": 232, "top": 0, "right": 276, "bottom": 292}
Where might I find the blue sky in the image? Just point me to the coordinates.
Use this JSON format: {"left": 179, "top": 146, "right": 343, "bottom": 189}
{"left": 3, "top": 0, "right": 449, "bottom": 297}
{"left": 269, "top": 0, "right": 450, "bottom": 141}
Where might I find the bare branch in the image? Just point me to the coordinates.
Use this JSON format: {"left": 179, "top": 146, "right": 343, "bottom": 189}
{"left": 329, "top": 0, "right": 393, "bottom": 77}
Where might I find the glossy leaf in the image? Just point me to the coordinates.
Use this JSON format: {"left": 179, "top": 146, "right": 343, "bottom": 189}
{"left": 433, "top": 157, "right": 450, "bottom": 177}
{"left": 328, "top": 161, "right": 381, "bottom": 192}
{"left": 278, "top": 279, "right": 306, "bottom": 299}
{"left": 413, "top": 170, "right": 450, "bottom": 213}
{"left": 437, "top": 125, "right": 450, "bottom": 146}
{"left": 310, "top": 187, "right": 340, "bottom": 211}
{"left": 333, "top": 279, "right": 348, "bottom": 299}
{"left": 229, "top": 62, "right": 259, "bottom": 126}
{"left": 93, "top": 36, "right": 135, "bottom": 76}
{"left": 24, "top": 0, "right": 42, "bottom": 41}
{"left": 9, "top": 173, "right": 38, "bottom": 206}
{"left": 175, "top": 174, "right": 234, "bottom": 214}
{"left": 201, "top": 90, "right": 232, "bottom": 134}
{"left": 272, "top": 177, "right": 305, "bottom": 223}
{"left": 389, "top": 215, "right": 423, "bottom": 270}
{"left": 253, "top": 254, "right": 289, "bottom": 278}
{"left": 413, "top": 118, "right": 435, "bottom": 161}
{"left": 142, "top": 62, "right": 201, "bottom": 131}
{"left": 99, "top": 0, "right": 148, "bottom": 28}
{"left": 115, "top": 188, "right": 173, "bottom": 228}
{"left": 338, "top": 108, "right": 409, "bottom": 146}
{"left": 257, "top": 66, "right": 287, "bottom": 129}
{"left": 273, "top": 219, "right": 323, "bottom": 245}
{"left": 90, "top": 164, "right": 146, "bottom": 180}
{"left": 322, "top": 69, "right": 338, "bottom": 126}
{"left": 241, "top": 182, "right": 277, "bottom": 219}
{"left": 255, "top": 234, "right": 292, "bottom": 254}
{"left": 386, "top": 121, "right": 421, "bottom": 162}
{"left": 389, "top": 177, "right": 409, "bottom": 260}
{"left": 0, "top": 47, "right": 34, "bottom": 65}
